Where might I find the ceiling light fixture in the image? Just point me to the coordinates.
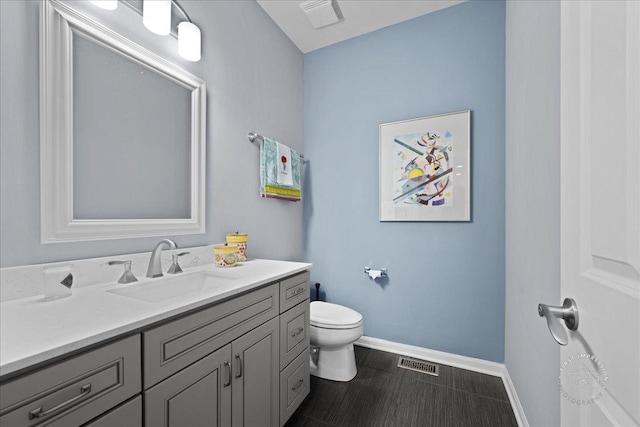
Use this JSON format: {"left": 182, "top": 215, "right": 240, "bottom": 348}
{"left": 173, "top": 1, "right": 201, "bottom": 62}
{"left": 90, "top": 0, "right": 118, "bottom": 10}
{"left": 91, "top": 0, "right": 202, "bottom": 62}
{"left": 143, "top": 0, "right": 171, "bottom": 35}
{"left": 178, "top": 21, "right": 201, "bottom": 62}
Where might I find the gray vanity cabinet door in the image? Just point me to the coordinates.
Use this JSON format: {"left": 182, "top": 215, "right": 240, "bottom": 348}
{"left": 231, "top": 317, "right": 280, "bottom": 427}
{"left": 145, "top": 344, "right": 232, "bottom": 427}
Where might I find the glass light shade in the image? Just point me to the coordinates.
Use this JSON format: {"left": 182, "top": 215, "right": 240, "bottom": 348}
{"left": 90, "top": 0, "right": 118, "bottom": 10}
{"left": 143, "top": 0, "right": 172, "bottom": 35}
{"left": 178, "top": 22, "right": 201, "bottom": 62}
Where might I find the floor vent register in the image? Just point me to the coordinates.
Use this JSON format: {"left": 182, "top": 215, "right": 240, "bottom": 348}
{"left": 397, "top": 356, "right": 440, "bottom": 376}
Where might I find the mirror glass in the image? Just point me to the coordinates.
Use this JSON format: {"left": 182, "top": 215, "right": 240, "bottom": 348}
{"left": 73, "top": 34, "right": 191, "bottom": 220}
{"left": 41, "top": 0, "right": 206, "bottom": 242}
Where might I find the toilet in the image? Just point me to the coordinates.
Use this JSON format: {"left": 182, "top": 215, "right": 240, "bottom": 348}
{"left": 309, "top": 301, "right": 363, "bottom": 382}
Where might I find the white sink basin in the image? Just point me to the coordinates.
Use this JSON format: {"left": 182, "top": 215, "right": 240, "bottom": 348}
{"left": 107, "top": 272, "right": 234, "bottom": 303}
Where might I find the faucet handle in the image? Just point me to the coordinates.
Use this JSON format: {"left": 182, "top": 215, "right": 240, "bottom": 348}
{"left": 167, "top": 252, "right": 190, "bottom": 275}
{"left": 108, "top": 260, "right": 138, "bottom": 284}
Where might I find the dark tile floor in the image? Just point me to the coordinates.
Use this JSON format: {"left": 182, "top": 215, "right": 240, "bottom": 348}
{"left": 285, "top": 346, "right": 518, "bottom": 427}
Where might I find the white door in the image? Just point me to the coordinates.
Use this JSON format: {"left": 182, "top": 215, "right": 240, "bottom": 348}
{"left": 560, "top": 1, "right": 640, "bottom": 426}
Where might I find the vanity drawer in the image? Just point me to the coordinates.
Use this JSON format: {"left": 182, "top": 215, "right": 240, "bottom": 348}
{"left": 0, "top": 334, "right": 141, "bottom": 427}
{"left": 84, "top": 395, "right": 142, "bottom": 427}
{"left": 279, "top": 299, "right": 310, "bottom": 369}
{"left": 279, "top": 348, "right": 310, "bottom": 426}
{"left": 143, "top": 283, "right": 279, "bottom": 388}
{"left": 279, "top": 271, "right": 310, "bottom": 313}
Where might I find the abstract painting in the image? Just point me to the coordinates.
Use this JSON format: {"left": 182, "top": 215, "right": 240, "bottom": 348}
{"left": 379, "top": 111, "right": 470, "bottom": 221}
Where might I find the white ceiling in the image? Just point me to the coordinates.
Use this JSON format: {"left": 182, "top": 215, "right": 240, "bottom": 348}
{"left": 256, "top": 0, "right": 467, "bottom": 53}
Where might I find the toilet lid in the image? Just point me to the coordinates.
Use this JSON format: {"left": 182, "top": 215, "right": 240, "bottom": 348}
{"left": 310, "top": 301, "right": 363, "bottom": 329}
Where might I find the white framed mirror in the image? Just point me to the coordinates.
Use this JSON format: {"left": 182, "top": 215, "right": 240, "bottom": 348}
{"left": 40, "top": 0, "right": 206, "bottom": 243}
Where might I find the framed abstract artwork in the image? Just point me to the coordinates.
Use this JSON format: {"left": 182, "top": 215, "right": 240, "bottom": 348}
{"left": 379, "top": 110, "right": 471, "bottom": 222}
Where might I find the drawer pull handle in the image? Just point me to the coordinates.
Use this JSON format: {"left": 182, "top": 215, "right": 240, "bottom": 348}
{"left": 291, "top": 327, "right": 304, "bottom": 337}
{"left": 224, "top": 361, "right": 231, "bottom": 387}
{"left": 28, "top": 384, "right": 92, "bottom": 420}
{"left": 291, "top": 287, "right": 305, "bottom": 296}
{"left": 291, "top": 379, "right": 304, "bottom": 391}
{"left": 235, "top": 354, "right": 243, "bottom": 379}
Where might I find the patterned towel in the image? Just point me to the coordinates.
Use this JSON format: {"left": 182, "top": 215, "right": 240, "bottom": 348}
{"left": 260, "top": 137, "right": 301, "bottom": 202}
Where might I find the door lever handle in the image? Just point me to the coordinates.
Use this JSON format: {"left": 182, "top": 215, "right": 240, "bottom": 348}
{"left": 538, "top": 298, "right": 579, "bottom": 346}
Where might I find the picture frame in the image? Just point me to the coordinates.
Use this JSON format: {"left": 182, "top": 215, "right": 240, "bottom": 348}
{"left": 379, "top": 110, "right": 471, "bottom": 222}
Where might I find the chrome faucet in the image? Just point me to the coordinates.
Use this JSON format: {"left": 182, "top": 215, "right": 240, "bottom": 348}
{"left": 146, "top": 239, "right": 177, "bottom": 278}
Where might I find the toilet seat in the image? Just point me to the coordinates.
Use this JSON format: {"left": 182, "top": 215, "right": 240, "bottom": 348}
{"left": 310, "top": 301, "right": 362, "bottom": 329}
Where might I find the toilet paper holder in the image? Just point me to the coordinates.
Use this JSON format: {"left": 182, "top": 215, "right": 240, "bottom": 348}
{"left": 364, "top": 267, "right": 387, "bottom": 280}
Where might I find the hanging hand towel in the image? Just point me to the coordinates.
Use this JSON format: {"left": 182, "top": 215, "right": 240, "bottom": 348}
{"left": 260, "top": 137, "right": 301, "bottom": 202}
{"left": 276, "top": 142, "right": 294, "bottom": 186}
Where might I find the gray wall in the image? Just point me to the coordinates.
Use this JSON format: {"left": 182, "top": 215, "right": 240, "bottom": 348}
{"left": 303, "top": 1, "right": 506, "bottom": 363}
{"left": 505, "top": 1, "right": 560, "bottom": 425}
{"left": 0, "top": 0, "right": 303, "bottom": 267}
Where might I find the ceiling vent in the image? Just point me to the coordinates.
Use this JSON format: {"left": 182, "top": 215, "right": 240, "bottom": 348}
{"left": 299, "top": 0, "right": 344, "bottom": 29}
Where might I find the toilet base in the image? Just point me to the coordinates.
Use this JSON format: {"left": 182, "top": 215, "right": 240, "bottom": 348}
{"left": 310, "top": 343, "right": 357, "bottom": 382}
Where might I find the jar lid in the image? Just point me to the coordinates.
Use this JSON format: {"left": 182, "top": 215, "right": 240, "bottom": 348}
{"left": 214, "top": 243, "right": 238, "bottom": 253}
{"left": 226, "top": 232, "right": 248, "bottom": 243}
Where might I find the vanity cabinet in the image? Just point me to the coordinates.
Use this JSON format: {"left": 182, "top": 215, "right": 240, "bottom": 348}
{"left": 142, "top": 271, "right": 308, "bottom": 427}
{"left": 0, "top": 270, "right": 310, "bottom": 427}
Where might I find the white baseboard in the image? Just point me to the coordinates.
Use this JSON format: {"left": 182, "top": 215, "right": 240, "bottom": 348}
{"left": 501, "top": 365, "right": 530, "bottom": 427}
{"left": 355, "top": 336, "right": 529, "bottom": 427}
{"left": 355, "top": 336, "right": 504, "bottom": 376}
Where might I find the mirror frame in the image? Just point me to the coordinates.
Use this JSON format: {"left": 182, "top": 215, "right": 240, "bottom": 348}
{"left": 40, "top": 0, "right": 206, "bottom": 243}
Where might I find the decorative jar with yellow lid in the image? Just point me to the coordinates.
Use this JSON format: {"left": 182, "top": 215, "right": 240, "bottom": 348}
{"left": 213, "top": 243, "right": 238, "bottom": 267}
{"left": 226, "top": 232, "right": 248, "bottom": 262}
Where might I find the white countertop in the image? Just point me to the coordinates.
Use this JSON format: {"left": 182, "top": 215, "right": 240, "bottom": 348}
{"left": 0, "top": 259, "right": 312, "bottom": 378}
